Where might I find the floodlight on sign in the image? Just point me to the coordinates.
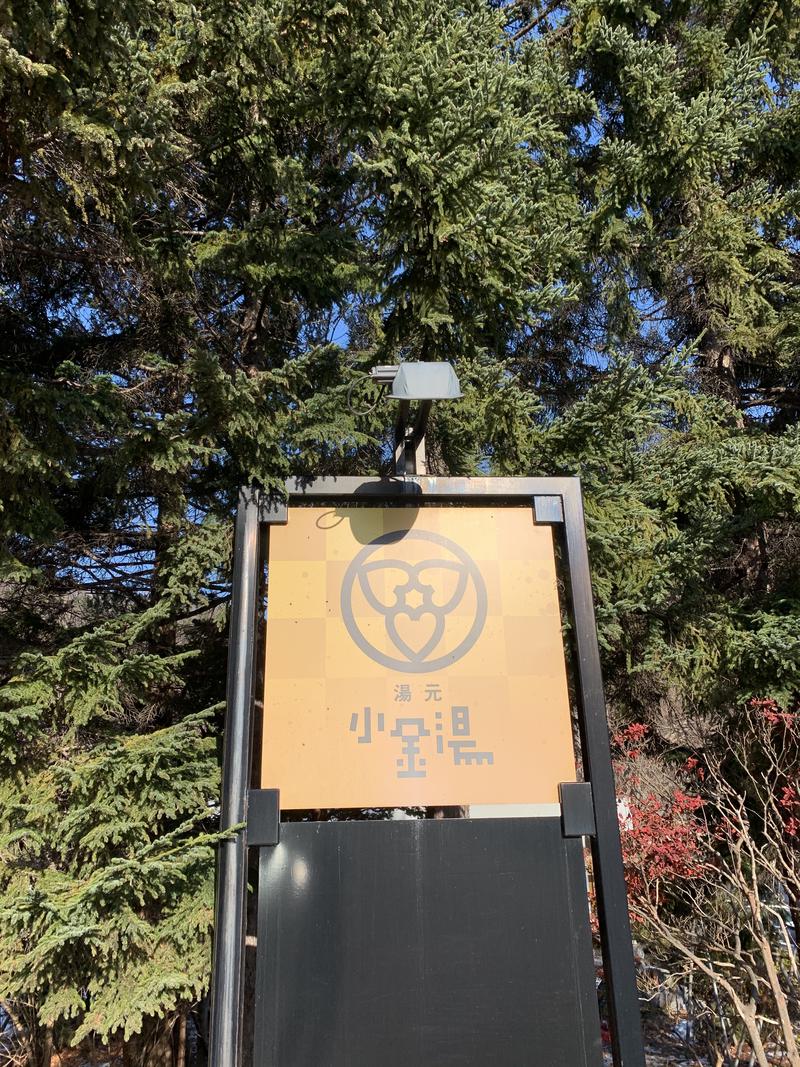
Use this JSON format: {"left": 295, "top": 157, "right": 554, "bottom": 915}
{"left": 367, "top": 361, "right": 462, "bottom": 475}
{"left": 389, "top": 362, "right": 462, "bottom": 401}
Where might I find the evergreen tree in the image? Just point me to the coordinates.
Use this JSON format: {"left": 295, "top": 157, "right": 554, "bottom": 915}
{"left": 496, "top": 0, "right": 800, "bottom": 719}
{"left": 499, "top": 0, "right": 800, "bottom": 1048}
{"left": 0, "top": 0, "right": 576, "bottom": 1060}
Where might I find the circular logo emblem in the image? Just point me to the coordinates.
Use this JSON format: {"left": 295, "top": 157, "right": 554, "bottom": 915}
{"left": 340, "top": 529, "right": 487, "bottom": 673}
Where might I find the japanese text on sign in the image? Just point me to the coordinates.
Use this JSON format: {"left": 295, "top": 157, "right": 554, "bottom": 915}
{"left": 350, "top": 698, "right": 494, "bottom": 779}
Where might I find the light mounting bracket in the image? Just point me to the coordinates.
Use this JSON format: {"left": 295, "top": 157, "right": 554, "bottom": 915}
{"left": 368, "top": 362, "right": 462, "bottom": 475}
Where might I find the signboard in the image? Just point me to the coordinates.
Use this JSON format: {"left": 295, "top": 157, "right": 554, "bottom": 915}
{"left": 210, "top": 479, "right": 646, "bottom": 1067}
{"left": 261, "top": 506, "right": 576, "bottom": 809}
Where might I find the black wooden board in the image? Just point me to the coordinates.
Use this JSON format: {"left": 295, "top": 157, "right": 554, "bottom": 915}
{"left": 253, "top": 817, "right": 602, "bottom": 1067}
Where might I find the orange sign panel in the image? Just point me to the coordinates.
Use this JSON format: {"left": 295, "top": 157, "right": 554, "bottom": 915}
{"left": 261, "top": 507, "right": 576, "bottom": 809}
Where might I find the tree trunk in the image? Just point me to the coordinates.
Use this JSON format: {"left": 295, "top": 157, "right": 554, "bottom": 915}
{"left": 758, "top": 934, "right": 800, "bottom": 1067}
{"left": 176, "top": 1013, "right": 187, "bottom": 1067}
{"left": 123, "top": 1014, "right": 174, "bottom": 1067}
{"left": 734, "top": 999, "right": 770, "bottom": 1067}
{"left": 38, "top": 1024, "right": 53, "bottom": 1067}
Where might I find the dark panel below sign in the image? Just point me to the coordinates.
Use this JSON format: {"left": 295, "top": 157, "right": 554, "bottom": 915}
{"left": 253, "top": 817, "right": 602, "bottom": 1067}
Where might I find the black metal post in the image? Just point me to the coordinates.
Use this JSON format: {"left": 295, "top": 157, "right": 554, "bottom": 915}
{"left": 561, "top": 481, "right": 646, "bottom": 1067}
{"left": 209, "top": 488, "right": 262, "bottom": 1067}
{"left": 393, "top": 400, "right": 431, "bottom": 475}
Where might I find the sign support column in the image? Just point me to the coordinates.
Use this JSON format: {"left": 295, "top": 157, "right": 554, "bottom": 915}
{"left": 209, "top": 490, "right": 285, "bottom": 1067}
{"left": 561, "top": 483, "right": 645, "bottom": 1067}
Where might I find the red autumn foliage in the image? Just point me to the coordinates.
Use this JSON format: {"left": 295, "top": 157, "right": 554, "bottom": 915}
{"left": 750, "top": 696, "right": 797, "bottom": 728}
{"left": 611, "top": 722, "right": 704, "bottom": 905}
{"left": 620, "top": 789, "right": 705, "bottom": 898}
{"left": 749, "top": 697, "right": 800, "bottom": 838}
{"left": 779, "top": 784, "right": 800, "bottom": 837}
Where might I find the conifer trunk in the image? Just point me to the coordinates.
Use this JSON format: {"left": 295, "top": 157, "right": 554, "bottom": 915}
{"left": 175, "top": 1013, "right": 187, "bottom": 1067}
{"left": 123, "top": 1015, "right": 174, "bottom": 1067}
{"left": 38, "top": 1024, "right": 53, "bottom": 1067}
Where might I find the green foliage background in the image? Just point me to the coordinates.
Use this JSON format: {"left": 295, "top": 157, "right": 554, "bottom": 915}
{"left": 1, "top": 0, "right": 798, "bottom": 1052}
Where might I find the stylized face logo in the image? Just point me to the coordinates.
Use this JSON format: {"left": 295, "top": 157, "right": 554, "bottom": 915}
{"left": 340, "top": 529, "right": 487, "bottom": 673}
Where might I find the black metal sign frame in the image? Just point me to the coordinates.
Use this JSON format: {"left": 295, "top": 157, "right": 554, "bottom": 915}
{"left": 209, "top": 476, "right": 646, "bottom": 1067}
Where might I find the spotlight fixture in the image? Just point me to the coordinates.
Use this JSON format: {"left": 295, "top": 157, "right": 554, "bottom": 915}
{"left": 369, "top": 362, "right": 462, "bottom": 475}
